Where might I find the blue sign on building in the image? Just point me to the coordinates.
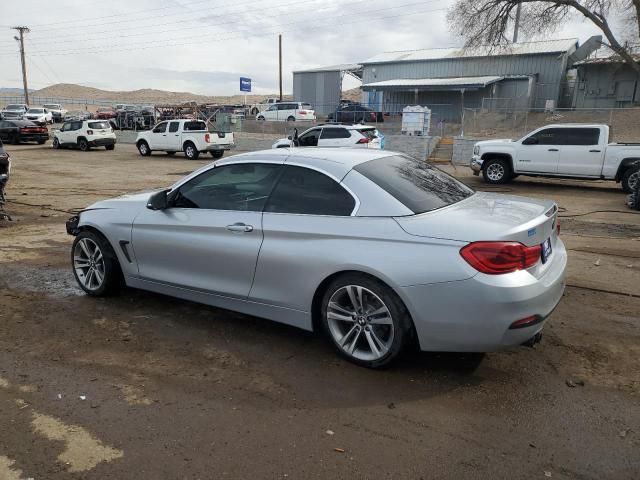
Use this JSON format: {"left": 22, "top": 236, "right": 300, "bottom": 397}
{"left": 240, "top": 77, "right": 252, "bottom": 92}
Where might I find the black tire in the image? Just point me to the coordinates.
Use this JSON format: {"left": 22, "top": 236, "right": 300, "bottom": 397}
{"left": 11, "top": 133, "right": 19, "bottom": 145}
{"left": 71, "top": 230, "right": 123, "bottom": 297}
{"left": 37, "top": 139, "right": 47, "bottom": 145}
{"left": 621, "top": 167, "right": 640, "bottom": 194}
{"left": 78, "top": 138, "right": 90, "bottom": 152}
{"left": 166, "top": 151, "right": 176, "bottom": 156}
{"left": 482, "top": 158, "right": 511, "bottom": 184}
{"left": 251, "top": 108, "right": 259, "bottom": 115}
{"left": 183, "top": 141, "right": 199, "bottom": 160}
{"left": 210, "top": 150, "right": 224, "bottom": 159}
{"left": 52, "top": 137, "right": 60, "bottom": 149}
{"left": 257, "top": 116, "right": 265, "bottom": 121}
{"left": 287, "top": 116, "right": 295, "bottom": 122}
{"left": 105, "top": 144, "right": 115, "bottom": 151}
{"left": 320, "top": 273, "right": 413, "bottom": 368}
{"left": 137, "top": 140, "right": 151, "bottom": 156}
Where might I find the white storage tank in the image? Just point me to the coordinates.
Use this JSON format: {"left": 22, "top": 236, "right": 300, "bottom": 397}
{"left": 401, "top": 106, "right": 431, "bottom": 136}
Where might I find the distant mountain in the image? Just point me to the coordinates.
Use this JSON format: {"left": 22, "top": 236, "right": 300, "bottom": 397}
{"left": 0, "top": 87, "right": 32, "bottom": 95}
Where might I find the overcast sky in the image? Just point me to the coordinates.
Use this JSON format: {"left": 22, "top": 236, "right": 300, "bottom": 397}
{"left": 0, "top": 0, "right": 605, "bottom": 95}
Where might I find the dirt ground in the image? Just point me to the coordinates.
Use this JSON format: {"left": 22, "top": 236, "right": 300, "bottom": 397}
{"left": 0, "top": 143, "right": 638, "bottom": 480}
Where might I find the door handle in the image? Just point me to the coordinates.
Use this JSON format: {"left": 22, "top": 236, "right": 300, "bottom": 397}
{"left": 226, "top": 223, "right": 253, "bottom": 233}
{"left": 589, "top": 149, "right": 601, "bottom": 153}
{"left": 548, "top": 148, "right": 559, "bottom": 152}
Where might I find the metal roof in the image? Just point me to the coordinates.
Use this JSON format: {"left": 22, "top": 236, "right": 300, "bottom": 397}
{"left": 363, "top": 39, "right": 578, "bottom": 64}
{"left": 574, "top": 53, "right": 640, "bottom": 65}
{"left": 293, "top": 63, "right": 363, "bottom": 74}
{"left": 362, "top": 75, "right": 505, "bottom": 90}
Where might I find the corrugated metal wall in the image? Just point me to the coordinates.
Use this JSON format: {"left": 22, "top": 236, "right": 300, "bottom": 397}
{"left": 292, "top": 71, "right": 341, "bottom": 116}
{"left": 574, "top": 63, "right": 640, "bottom": 108}
{"left": 362, "top": 53, "right": 568, "bottom": 109}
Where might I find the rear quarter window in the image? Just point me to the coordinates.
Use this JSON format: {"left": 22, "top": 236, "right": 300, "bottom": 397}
{"left": 354, "top": 155, "right": 474, "bottom": 214}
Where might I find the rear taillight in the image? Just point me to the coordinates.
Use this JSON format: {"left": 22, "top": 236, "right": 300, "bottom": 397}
{"left": 299, "top": 111, "right": 307, "bottom": 115}
{"left": 87, "top": 130, "right": 93, "bottom": 135}
{"left": 460, "top": 241, "right": 541, "bottom": 274}
{"left": 357, "top": 138, "right": 370, "bottom": 144}
{"left": 205, "top": 133, "right": 210, "bottom": 142}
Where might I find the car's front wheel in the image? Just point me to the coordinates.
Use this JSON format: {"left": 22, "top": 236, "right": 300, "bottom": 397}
{"left": 52, "top": 138, "right": 60, "bottom": 149}
{"left": 482, "top": 158, "right": 511, "bottom": 184}
{"left": 72, "top": 230, "right": 123, "bottom": 296}
{"left": 321, "top": 273, "right": 413, "bottom": 368}
{"left": 137, "top": 140, "right": 151, "bottom": 156}
{"left": 622, "top": 167, "right": 640, "bottom": 193}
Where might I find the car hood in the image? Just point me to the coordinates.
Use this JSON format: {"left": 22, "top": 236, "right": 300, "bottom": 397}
{"left": 85, "top": 190, "right": 158, "bottom": 211}
{"left": 395, "top": 192, "right": 556, "bottom": 246}
{"left": 476, "top": 138, "right": 513, "bottom": 147}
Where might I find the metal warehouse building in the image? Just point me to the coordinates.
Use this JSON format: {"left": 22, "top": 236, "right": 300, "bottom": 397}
{"left": 293, "top": 37, "right": 601, "bottom": 122}
{"left": 572, "top": 54, "right": 640, "bottom": 108}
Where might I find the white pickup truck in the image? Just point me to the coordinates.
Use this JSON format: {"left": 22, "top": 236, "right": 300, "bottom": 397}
{"left": 249, "top": 97, "right": 279, "bottom": 115}
{"left": 135, "top": 119, "right": 234, "bottom": 160}
{"left": 470, "top": 124, "right": 640, "bottom": 192}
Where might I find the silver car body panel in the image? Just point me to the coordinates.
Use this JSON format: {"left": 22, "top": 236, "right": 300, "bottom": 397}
{"left": 77, "top": 148, "right": 567, "bottom": 352}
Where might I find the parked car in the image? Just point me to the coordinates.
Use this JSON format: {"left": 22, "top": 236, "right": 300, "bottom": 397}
{"left": 0, "top": 104, "right": 28, "bottom": 121}
{"left": 328, "top": 104, "right": 384, "bottom": 123}
{"left": 249, "top": 97, "right": 279, "bottom": 115}
{"left": 64, "top": 110, "right": 92, "bottom": 122}
{"left": 66, "top": 148, "right": 566, "bottom": 368}
{"left": 42, "top": 104, "right": 67, "bottom": 123}
{"left": 470, "top": 124, "right": 640, "bottom": 192}
{"left": 24, "top": 107, "right": 53, "bottom": 125}
{"left": 272, "top": 124, "right": 383, "bottom": 149}
{"left": 0, "top": 120, "right": 49, "bottom": 144}
{"left": 135, "top": 119, "right": 234, "bottom": 160}
{"left": 52, "top": 120, "right": 116, "bottom": 151}
{"left": 256, "top": 102, "right": 316, "bottom": 122}
{"left": 95, "top": 107, "right": 117, "bottom": 120}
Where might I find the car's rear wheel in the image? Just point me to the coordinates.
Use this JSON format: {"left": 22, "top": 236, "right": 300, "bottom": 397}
{"left": 78, "top": 138, "right": 90, "bottom": 151}
{"left": 482, "top": 158, "right": 510, "bottom": 184}
{"left": 321, "top": 273, "right": 413, "bottom": 368}
{"left": 72, "top": 231, "right": 122, "bottom": 296}
{"left": 52, "top": 138, "right": 60, "bottom": 149}
{"left": 137, "top": 140, "right": 151, "bottom": 156}
{"left": 105, "top": 144, "right": 115, "bottom": 151}
{"left": 184, "top": 142, "right": 199, "bottom": 160}
{"left": 210, "top": 150, "right": 224, "bottom": 159}
{"left": 622, "top": 167, "right": 640, "bottom": 193}
{"left": 287, "top": 116, "right": 295, "bottom": 122}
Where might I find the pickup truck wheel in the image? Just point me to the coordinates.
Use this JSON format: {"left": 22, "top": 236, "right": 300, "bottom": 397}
{"left": 184, "top": 142, "right": 199, "bottom": 160}
{"left": 251, "top": 108, "right": 259, "bottom": 115}
{"left": 483, "top": 159, "right": 510, "bottom": 184}
{"left": 137, "top": 140, "right": 151, "bottom": 156}
{"left": 622, "top": 167, "right": 640, "bottom": 193}
{"left": 78, "top": 138, "right": 90, "bottom": 151}
{"left": 287, "top": 116, "right": 296, "bottom": 122}
{"left": 257, "top": 116, "right": 265, "bottom": 121}
{"left": 52, "top": 138, "right": 60, "bottom": 149}
{"left": 210, "top": 150, "right": 224, "bottom": 159}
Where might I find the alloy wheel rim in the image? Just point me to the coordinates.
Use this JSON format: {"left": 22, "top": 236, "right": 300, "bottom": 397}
{"left": 629, "top": 171, "right": 639, "bottom": 191}
{"left": 73, "top": 238, "right": 105, "bottom": 291}
{"left": 487, "top": 163, "right": 504, "bottom": 181}
{"left": 186, "top": 146, "right": 194, "bottom": 157}
{"left": 140, "top": 143, "right": 147, "bottom": 154}
{"left": 326, "top": 285, "right": 394, "bottom": 361}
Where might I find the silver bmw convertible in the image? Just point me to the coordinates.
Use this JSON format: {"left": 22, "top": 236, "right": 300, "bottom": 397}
{"left": 67, "top": 148, "right": 566, "bottom": 368}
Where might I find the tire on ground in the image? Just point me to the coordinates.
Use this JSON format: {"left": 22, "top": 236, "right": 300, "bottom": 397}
{"left": 71, "top": 230, "right": 123, "bottom": 297}
{"left": 482, "top": 158, "right": 511, "bottom": 184}
{"left": 621, "top": 166, "right": 640, "bottom": 194}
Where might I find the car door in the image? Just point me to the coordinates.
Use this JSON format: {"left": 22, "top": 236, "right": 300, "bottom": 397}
{"left": 297, "top": 128, "right": 321, "bottom": 147}
{"left": 263, "top": 105, "right": 277, "bottom": 121}
{"left": 318, "top": 127, "right": 352, "bottom": 147}
{"left": 249, "top": 164, "right": 357, "bottom": 312}
{"left": 148, "top": 122, "right": 168, "bottom": 149}
{"left": 165, "top": 121, "right": 181, "bottom": 151}
{"left": 277, "top": 103, "right": 289, "bottom": 121}
{"left": 131, "top": 161, "right": 284, "bottom": 298}
{"left": 515, "top": 127, "right": 563, "bottom": 174}
{"left": 555, "top": 127, "right": 604, "bottom": 177}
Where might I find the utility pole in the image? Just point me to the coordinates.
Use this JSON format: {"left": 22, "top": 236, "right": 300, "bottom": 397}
{"left": 12, "top": 26, "right": 30, "bottom": 105}
{"left": 512, "top": 3, "right": 522, "bottom": 43}
{"left": 278, "top": 34, "right": 283, "bottom": 102}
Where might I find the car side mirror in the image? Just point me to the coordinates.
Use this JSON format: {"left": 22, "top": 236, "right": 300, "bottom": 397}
{"left": 522, "top": 137, "right": 538, "bottom": 145}
{"left": 147, "top": 189, "right": 170, "bottom": 210}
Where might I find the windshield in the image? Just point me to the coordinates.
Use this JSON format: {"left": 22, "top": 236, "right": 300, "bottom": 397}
{"left": 354, "top": 155, "right": 475, "bottom": 214}
{"left": 43, "top": 105, "right": 59, "bottom": 109}
{"left": 28, "top": 109, "right": 44, "bottom": 113}
{"left": 6, "top": 105, "right": 23, "bottom": 110}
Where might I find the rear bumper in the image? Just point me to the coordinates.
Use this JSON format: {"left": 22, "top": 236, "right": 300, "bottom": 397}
{"left": 19, "top": 133, "right": 49, "bottom": 142}
{"left": 204, "top": 144, "right": 234, "bottom": 151}
{"left": 398, "top": 238, "right": 567, "bottom": 352}
{"left": 88, "top": 137, "right": 117, "bottom": 147}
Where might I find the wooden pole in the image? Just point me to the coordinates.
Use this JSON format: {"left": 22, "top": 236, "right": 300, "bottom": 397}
{"left": 279, "top": 34, "right": 283, "bottom": 102}
{"left": 12, "top": 26, "right": 30, "bottom": 105}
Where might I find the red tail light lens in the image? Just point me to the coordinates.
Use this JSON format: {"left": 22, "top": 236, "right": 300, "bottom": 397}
{"left": 205, "top": 133, "right": 210, "bottom": 142}
{"left": 357, "top": 138, "right": 370, "bottom": 144}
{"left": 460, "top": 241, "right": 541, "bottom": 274}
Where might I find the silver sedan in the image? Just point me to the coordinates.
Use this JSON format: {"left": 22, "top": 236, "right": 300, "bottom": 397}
{"left": 67, "top": 148, "right": 567, "bottom": 368}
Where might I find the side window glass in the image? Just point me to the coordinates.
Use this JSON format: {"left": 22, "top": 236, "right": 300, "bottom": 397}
{"left": 564, "top": 128, "right": 600, "bottom": 146}
{"left": 265, "top": 165, "right": 355, "bottom": 216}
{"left": 321, "top": 128, "right": 350, "bottom": 139}
{"left": 298, "top": 129, "right": 320, "bottom": 147}
{"left": 169, "top": 122, "right": 180, "bottom": 133}
{"left": 172, "top": 163, "right": 282, "bottom": 211}
{"left": 531, "top": 128, "right": 564, "bottom": 145}
{"left": 153, "top": 123, "right": 167, "bottom": 133}
{"left": 73, "top": 122, "right": 82, "bottom": 131}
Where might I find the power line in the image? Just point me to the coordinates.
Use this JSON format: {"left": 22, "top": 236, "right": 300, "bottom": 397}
{"left": 0, "top": 3, "right": 447, "bottom": 57}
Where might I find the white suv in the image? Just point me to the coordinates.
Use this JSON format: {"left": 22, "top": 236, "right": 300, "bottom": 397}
{"left": 53, "top": 120, "right": 116, "bottom": 151}
{"left": 272, "top": 124, "right": 383, "bottom": 149}
{"left": 256, "top": 102, "right": 316, "bottom": 122}
{"left": 24, "top": 107, "right": 53, "bottom": 125}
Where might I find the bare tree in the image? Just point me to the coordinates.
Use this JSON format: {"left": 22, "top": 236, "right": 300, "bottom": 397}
{"left": 448, "top": 0, "right": 640, "bottom": 73}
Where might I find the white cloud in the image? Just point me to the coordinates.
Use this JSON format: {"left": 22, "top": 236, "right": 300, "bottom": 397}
{"left": 0, "top": 0, "right": 619, "bottom": 95}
